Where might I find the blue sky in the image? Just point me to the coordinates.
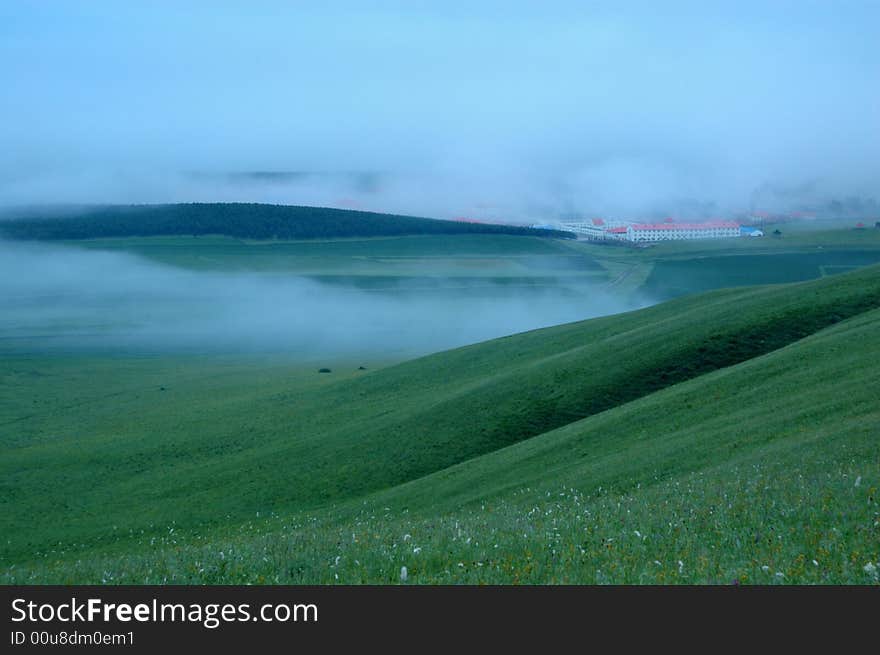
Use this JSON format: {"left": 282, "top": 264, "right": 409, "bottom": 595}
{"left": 1, "top": 1, "right": 878, "bottom": 218}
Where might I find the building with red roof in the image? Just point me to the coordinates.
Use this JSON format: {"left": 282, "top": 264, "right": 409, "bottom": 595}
{"left": 625, "top": 220, "right": 740, "bottom": 242}
{"left": 556, "top": 218, "right": 741, "bottom": 242}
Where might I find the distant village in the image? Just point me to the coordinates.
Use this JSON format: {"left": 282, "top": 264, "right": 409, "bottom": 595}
{"left": 544, "top": 217, "right": 750, "bottom": 242}
{"left": 444, "top": 208, "right": 880, "bottom": 244}
{"left": 524, "top": 211, "right": 879, "bottom": 244}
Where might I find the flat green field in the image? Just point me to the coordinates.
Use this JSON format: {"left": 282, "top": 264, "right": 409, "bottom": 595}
{"left": 46, "top": 225, "right": 880, "bottom": 301}
{"left": 66, "top": 234, "right": 605, "bottom": 279}
{"left": 567, "top": 222, "right": 880, "bottom": 297}
{"left": 640, "top": 250, "right": 880, "bottom": 299}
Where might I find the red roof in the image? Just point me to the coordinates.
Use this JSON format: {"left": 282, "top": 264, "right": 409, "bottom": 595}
{"left": 607, "top": 227, "right": 627, "bottom": 234}
{"left": 631, "top": 221, "right": 739, "bottom": 231}
{"left": 591, "top": 218, "right": 605, "bottom": 226}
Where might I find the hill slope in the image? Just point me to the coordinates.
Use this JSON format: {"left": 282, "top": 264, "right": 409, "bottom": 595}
{"left": 3, "top": 264, "right": 880, "bottom": 574}
{"left": 0, "top": 203, "right": 574, "bottom": 241}
{"left": 6, "top": 274, "right": 880, "bottom": 583}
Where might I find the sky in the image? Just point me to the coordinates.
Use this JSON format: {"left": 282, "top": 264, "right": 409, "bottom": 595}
{"left": 1, "top": 1, "right": 878, "bottom": 219}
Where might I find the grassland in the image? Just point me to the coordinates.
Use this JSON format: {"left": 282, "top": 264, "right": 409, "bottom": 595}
{"left": 57, "top": 234, "right": 610, "bottom": 297}
{"left": 564, "top": 221, "right": 880, "bottom": 298}
{"left": 2, "top": 260, "right": 879, "bottom": 584}
{"left": 51, "top": 223, "right": 880, "bottom": 300}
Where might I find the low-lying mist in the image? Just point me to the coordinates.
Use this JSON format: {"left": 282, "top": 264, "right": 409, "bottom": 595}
{"left": 3, "top": 4, "right": 878, "bottom": 221}
{"left": 0, "top": 240, "right": 643, "bottom": 358}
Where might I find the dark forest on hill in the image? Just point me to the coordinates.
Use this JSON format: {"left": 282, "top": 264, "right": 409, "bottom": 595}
{"left": 0, "top": 203, "right": 575, "bottom": 241}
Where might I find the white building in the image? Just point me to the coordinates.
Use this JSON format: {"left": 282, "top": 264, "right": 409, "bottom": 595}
{"left": 559, "top": 218, "right": 618, "bottom": 240}
{"left": 625, "top": 220, "right": 740, "bottom": 243}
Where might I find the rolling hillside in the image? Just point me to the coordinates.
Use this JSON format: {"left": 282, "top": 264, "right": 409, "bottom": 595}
{"left": 3, "top": 265, "right": 880, "bottom": 583}
{"left": 0, "top": 203, "right": 574, "bottom": 241}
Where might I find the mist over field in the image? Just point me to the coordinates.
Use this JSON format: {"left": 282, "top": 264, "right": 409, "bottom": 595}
{"left": 0, "top": 240, "right": 637, "bottom": 355}
{"left": 1, "top": 2, "right": 878, "bottom": 219}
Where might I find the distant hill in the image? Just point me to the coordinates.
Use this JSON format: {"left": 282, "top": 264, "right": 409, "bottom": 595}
{"left": 0, "top": 203, "right": 574, "bottom": 241}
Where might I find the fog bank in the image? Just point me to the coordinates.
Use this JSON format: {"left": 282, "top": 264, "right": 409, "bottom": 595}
{"left": 0, "top": 241, "right": 640, "bottom": 356}
{"left": 1, "top": 2, "right": 878, "bottom": 220}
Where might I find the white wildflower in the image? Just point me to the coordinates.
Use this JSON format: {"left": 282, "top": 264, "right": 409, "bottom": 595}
{"left": 864, "top": 562, "right": 877, "bottom": 576}
{"left": 400, "top": 566, "right": 408, "bottom": 582}
{"left": 413, "top": 547, "right": 422, "bottom": 554}
{"left": 854, "top": 476, "right": 862, "bottom": 487}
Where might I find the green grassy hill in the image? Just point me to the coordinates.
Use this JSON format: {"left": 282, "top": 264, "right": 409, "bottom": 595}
{"left": 3, "top": 265, "right": 880, "bottom": 583}
{"left": 0, "top": 203, "right": 574, "bottom": 241}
